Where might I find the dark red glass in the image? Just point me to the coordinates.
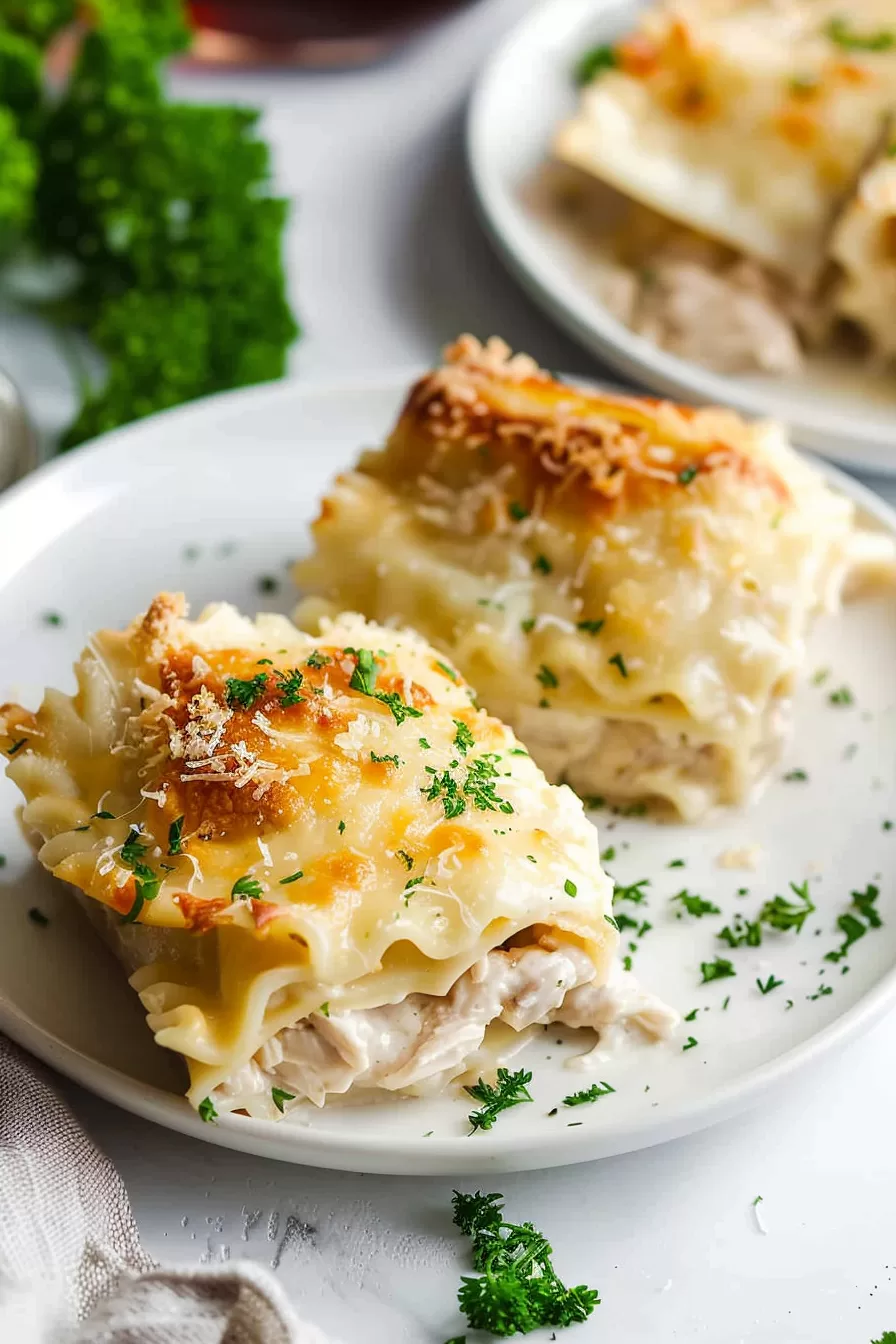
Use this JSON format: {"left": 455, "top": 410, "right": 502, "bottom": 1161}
{"left": 187, "top": 1, "right": 476, "bottom": 66}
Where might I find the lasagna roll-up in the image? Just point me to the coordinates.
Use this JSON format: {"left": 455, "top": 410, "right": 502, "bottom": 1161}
{"left": 1, "top": 594, "right": 668, "bottom": 1120}
{"left": 295, "top": 336, "right": 894, "bottom": 821}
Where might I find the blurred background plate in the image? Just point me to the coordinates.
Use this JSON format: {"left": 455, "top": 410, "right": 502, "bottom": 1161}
{"left": 467, "top": 0, "right": 896, "bottom": 476}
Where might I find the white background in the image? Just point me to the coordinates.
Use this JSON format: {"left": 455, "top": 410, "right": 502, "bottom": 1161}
{"left": 6, "top": 0, "right": 896, "bottom": 1339}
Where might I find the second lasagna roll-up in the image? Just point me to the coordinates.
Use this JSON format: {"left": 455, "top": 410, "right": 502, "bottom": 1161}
{"left": 295, "top": 336, "right": 894, "bottom": 820}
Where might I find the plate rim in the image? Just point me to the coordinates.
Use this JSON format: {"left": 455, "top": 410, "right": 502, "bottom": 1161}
{"left": 466, "top": 0, "right": 896, "bottom": 476}
{"left": 2, "top": 374, "right": 896, "bottom": 1173}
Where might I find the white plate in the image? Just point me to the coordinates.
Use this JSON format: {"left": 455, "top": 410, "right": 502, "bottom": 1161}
{"left": 2, "top": 378, "right": 896, "bottom": 1174}
{"left": 467, "top": 0, "right": 896, "bottom": 476}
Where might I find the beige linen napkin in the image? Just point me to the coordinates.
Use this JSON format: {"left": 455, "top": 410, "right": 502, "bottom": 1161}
{"left": 0, "top": 1035, "right": 334, "bottom": 1344}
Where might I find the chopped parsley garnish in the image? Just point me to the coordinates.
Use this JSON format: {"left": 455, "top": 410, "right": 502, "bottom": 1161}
{"left": 825, "top": 884, "right": 881, "bottom": 963}
{"left": 828, "top": 685, "right": 854, "bottom": 706}
{"left": 7, "top": 739, "right": 27, "bottom": 756}
{"left": 435, "top": 660, "right": 459, "bottom": 682}
{"left": 465, "top": 1068, "right": 533, "bottom": 1133}
{"left": 760, "top": 880, "right": 815, "bottom": 934}
{"left": 198, "top": 1097, "right": 218, "bottom": 1123}
{"left": 563, "top": 1081, "right": 614, "bottom": 1106}
{"left": 683, "top": 1008, "right": 699, "bottom": 1022}
{"left": 884, "top": 820, "right": 893, "bottom": 831}
{"left": 225, "top": 672, "right": 268, "bottom": 710}
{"left": 520, "top": 618, "right": 536, "bottom": 634}
{"left": 121, "top": 826, "right": 150, "bottom": 867}
{"left": 682, "top": 1036, "right": 698, "bottom": 1051}
{"left": 370, "top": 751, "right": 401, "bottom": 767}
{"left": 576, "top": 619, "right": 605, "bottom": 635}
{"left": 564, "top": 878, "right": 578, "bottom": 897}
{"left": 757, "top": 974, "right": 784, "bottom": 995}
{"left": 601, "top": 846, "right": 616, "bottom": 862}
{"left": 700, "top": 958, "right": 736, "bottom": 984}
{"left": 608, "top": 652, "right": 628, "bottom": 678}
{"left": 671, "top": 889, "right": 720, "bottom": 918}
{"left": 825, "top": 17, "right": 894, "bottom": 51}
{"left": 668, "top": 858, "right": 686, "bottom": 868}
{"left": 397, "top": 850, "right": 414, "bottom": 870}
{"left": 718, "top": 914, "right": 762, "bottom": 948}
{"left": 305, "top": 651, "right": 331, "bottom": 669}
{"left": 42, "top": 611, "right": 64, "bottom": 627}
{"left": 532, "top": 554, "right": 552, "bottom": 575}
{"left": 451, "top": 1190, "right": 599, "bottom": 1334}
{"left": 274, "top": 667, "right": 305, "bottom": 706}
{"left": 118, "top": 825, "right": 162, "bottom": 923}
{"left": 575, "top": 41, "right": 616, "bottom": 84}
{"left": 373, "top": 691, "right": 423, "bottom": 726}
{"left": 424, "top": 754, "right": 514, "bottom": 820}
{"left": 419, "top": 737, "right": 432, "bottom": 750}
{"left": 783, "top": 769, "right": 808, "bottom": 782}
{"left": 453, "top": 720, "right": 475, "bottom": 756}
{"left": 613, "top": 877, "right": 650, "bottom": 904}
{"left": 509, "top": 500, "right": 529, "bottom": 521}
{"left": 319, "top": 1001, "right": 330, "bottom": 1017}
{"left": 231, "top": 875, "right": 262, "bottom": 901}
{"left": 271, "top": 1086, "right": 295, "bottom": 1113}
{"left": 348, "top": 647, "right": 378, "bottom": 694}
{"left": 167, "top": 816, "right": 185, "bottom": 856}
{"left": 257, "top": 574, "right": 279, "bottom": 594}
{"left": 536, "top": 664, "right": 559, "bottom": 690}
{"left": 28, "top": 907, "right": 49, "bottom": 927}
{"left": 337, "top": 820, "right": 346, "bottom": 834}
{"left": 678, "top": 465, "right": 698, "bottom": 485}
{"left": 581, "top": 795, "right": 605, "bottom": 810}
{"left": 403, "top": 875, "right": 425, "bottom": 904}
{"left": 279, "top": 871, "right": 303, "bottom": 884}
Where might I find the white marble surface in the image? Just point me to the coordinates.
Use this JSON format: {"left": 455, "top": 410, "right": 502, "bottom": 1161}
{"left": 6, "top": 0, "right": 896, "bottom": 1339}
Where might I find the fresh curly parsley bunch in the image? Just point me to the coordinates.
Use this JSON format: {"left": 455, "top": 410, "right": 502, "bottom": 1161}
{"left": 0, "top": 0, "right": 298, "bottom": 448}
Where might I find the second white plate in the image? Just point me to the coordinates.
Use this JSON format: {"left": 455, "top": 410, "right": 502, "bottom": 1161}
{"left": 467, "top": 0, "right": 896, "bottom": 476}
{"left": 1, "top": 377, "right": 896, "bottom": 1172}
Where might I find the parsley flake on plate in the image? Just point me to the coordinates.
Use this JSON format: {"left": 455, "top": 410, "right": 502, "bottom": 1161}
{"left": 701, "top": 958, "right": 736, "bottom": 984}
{"left": 760, "top": 880, "right": 815, "bottom": 933}
{"left": 198, "top": 1097, "right": 218, "bottom": 1123}
{"left": 562, "top": 1081, "right": 615, "bottom": 1106}
{"left": 671, "top": 890, "right": 720, "bottom": 918}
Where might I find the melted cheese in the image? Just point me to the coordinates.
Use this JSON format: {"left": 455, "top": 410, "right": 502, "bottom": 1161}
{"left": 295, "top": 335, "right": 895, "bottom": 820}
{"left": 1, "top": 594, "right": 617, "bottom": 1108}
{"left": 554, "top": 0, "right": 896, "bottom": 284}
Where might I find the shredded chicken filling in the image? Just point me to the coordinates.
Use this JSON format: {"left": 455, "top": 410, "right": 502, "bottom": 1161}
{"left": 217, "top": 941, "right": 677, "bottom": 1112}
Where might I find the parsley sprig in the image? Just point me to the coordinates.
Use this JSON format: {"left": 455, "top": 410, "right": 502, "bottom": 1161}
{"left": 451, "top": 1190, "right": 599, "bottom": 1335}
{"left": 345, "top": 647, "right": 423, "bottom": 725}
{"left": 465, "top": 1068, "right": 533, "bottom": 1133}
